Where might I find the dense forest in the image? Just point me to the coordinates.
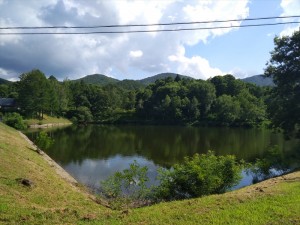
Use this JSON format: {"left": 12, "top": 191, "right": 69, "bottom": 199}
{"left": 0, "top": 70, "right": 269, "bottom": 127}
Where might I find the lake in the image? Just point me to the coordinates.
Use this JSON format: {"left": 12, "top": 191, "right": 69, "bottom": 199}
{"left": 26, "top": 125, "right": 300, "bottom": 193}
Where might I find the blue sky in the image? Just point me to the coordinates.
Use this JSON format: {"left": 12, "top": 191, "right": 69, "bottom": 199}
{"left": 0, "top": 0, "right": 299, "bottom": 81}
{"left": 191, "top": 0, "right": 284, "bottom": 78}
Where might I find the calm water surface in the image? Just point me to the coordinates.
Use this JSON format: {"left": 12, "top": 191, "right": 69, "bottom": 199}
{"left": 26, "top": 125, "right": 300, "bottom": 192}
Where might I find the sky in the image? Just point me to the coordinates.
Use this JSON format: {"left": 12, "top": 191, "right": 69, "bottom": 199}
{"left": 0, "top": 0, "right": 299, "bottom": 81}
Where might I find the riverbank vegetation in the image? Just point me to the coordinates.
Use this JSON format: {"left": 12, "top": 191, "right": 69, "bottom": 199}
{"left": 101, "top": 152, "right": 243, "bottom": 208}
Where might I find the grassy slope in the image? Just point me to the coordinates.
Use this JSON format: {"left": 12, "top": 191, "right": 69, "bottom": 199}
{"left": 0, "top": 123, "right": 112, "bottom": 224}
{"left": 0, "top": 122, "right": 299, "bottom": 224}
{"left": 24, "top": 115, "right": 71, "bottom": 126}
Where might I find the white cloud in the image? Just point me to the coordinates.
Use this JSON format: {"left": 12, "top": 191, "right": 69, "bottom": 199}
{"left": 181, "top": 0, "right": 249, "bottom": 45}
{"left": 280, "top": 0, "right": 300, "bottom": 36}
{"left": 168, "top": 46, "right": 224, "bottom": 79}
{"left": 129, "top": 50, "right": 143, "bottom": 58}
{"left": 0, "top": 0, "right": 250, "bottom": 80}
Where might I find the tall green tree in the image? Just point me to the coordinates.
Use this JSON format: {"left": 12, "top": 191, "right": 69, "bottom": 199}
{"left": 18, "top": 69, "right": 50, "bottom": 118}
{"left": 212, "top": 95, "right": 240, "bottom": 125}
{"left": 265, "top": 30, "right": 300, "bottom": 137}
{"left": 47, "top": 76, "right": 59, "bottom": 116}
{"left": 187, "top": 80, "right": 216, "bottom": 118}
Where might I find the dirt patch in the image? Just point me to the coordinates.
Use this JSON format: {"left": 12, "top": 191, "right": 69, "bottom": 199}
{"left": 230, "top": 169, "right": 300, "bottom": 198}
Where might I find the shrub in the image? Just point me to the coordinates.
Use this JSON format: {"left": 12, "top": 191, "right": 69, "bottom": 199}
{"left": 35, "top": 131, "right": 54, "bottom": 150}
{"left": 3, "top": 112, "right": 27, "bottom": 130}
{"left": 154, "top": 151, "right": 243, "bottom": 200}
{"left": 101, "top": 152, "right": 243, "bottom": 207}
{"left": 101, "top": 160, "right": 150, "bottom": 199}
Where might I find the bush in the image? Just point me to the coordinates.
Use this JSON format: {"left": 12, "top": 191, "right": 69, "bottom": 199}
{"left": 101, "top": 160, "right": 150, "bottom": 199}
{"left": 100, "top": 160, "right": 150, "bottom": 209}
{"left": 101, "top": 151, "right": 243, "bottom": 207}
{"left": 154, "top": 151, "right": 243, "bottom": 200}
{"left": 35, "top": 131, "right": 54, "bottom": 150}
{"left": 66, "top": 107, "right": 93, "bottom": 123}
{"left": 3, "top": 112, "right": 27, "bottom": 130}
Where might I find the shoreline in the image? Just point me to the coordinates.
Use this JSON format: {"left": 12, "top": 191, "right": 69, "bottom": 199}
{"left": 19, "top": 131, "right": 78, "bottom": 185}
{"left": 18, "top": 130, "right": 110, "bottom": 207}
{"left": 28, "top": 122, "right": 72, "bottom": 128}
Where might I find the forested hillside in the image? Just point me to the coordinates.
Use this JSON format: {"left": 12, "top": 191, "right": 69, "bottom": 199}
{"left": 0, "top": 77, "right": 11, "bottom": 85}
{"left": 242, "top": 75, "right": 274, "bottom": 86}
{"left": 72, "top": 74, "right": 119, "bottom": 86}
{"left": 139, "top": 73, "right": 193, "bottom": 85}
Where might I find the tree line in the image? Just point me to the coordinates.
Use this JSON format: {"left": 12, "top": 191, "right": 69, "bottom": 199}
{"left": 0, "top": 70, "right": 269, "bottom": 127}
{"left": 136, "top": 74, "right": 269, "bottom": 126}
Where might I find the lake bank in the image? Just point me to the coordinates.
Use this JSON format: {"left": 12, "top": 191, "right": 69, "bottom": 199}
{"left": 24, "top": 115, "right": 72, "bottom": 128}
{"left": 1, "top": 122, "right": 299, "bottom": 224}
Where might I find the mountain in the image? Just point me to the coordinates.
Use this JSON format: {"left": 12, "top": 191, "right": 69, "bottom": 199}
{"left": 242, "top": 75, "right": 274, "bottom": 87}
{"left": 139, "top": 73, "right": 194, "bottom": 85}
{"left": 0, "top": 78, "right": 11, "bottom": 85}
{"left": 73, "top": 74, "right": 119, "bottom": 86}
{"left": 74, "top": 73, "right": 194, "bottom": 89}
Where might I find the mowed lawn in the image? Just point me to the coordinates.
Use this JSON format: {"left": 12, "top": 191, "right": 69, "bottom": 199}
{"left": 0, "top": 122, "right": 299, "bottom": 224}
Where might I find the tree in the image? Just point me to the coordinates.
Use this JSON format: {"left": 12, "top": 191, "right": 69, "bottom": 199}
{"left": 187, "top": 80, "right": 216, "bottom": 118}
{"left": 212, "top": 95, "right": 240, "bottom": 125}
{"left": 47, "top": 76, "right": 59, "bottom": 116}
{"left": 209, "top": 74, "right": 245, "bottom": 97}
{"left": 265, "top": 30, "right": 300, "bottom": 137}
{"left": 236, "top": 90, "right": 266, "bottom": 126}
{"left": 18, "top": 69, "right": 50, "bottom": 118}
{"left": 0, "top": 84, "right": 9, "bottom": 97}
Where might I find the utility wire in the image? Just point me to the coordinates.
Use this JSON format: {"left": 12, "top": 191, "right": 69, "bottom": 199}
{"left": 0, "top": 21, "right": 299, "bottom": 35}
{"left": 0, "top": 15, "right": 300, "bottom": 30}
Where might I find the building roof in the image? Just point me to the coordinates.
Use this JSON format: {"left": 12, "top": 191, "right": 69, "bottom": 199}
{"left": 0, "top": 98, "right": 16, "bottom": 107}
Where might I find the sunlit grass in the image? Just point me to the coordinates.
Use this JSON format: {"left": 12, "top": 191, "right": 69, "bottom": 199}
{"left": 24, "top": 114, "right": 71, "bottom": 126}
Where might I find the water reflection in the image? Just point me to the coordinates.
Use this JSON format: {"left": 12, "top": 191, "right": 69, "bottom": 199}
{"left": 26, "top": 125, "right": 300, "bottom": 192}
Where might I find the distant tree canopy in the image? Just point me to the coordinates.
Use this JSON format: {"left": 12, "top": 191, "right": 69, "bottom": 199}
{"left": 265, "top": 30, "right": 300, "bottom": 138}
{"left": 136, "top": 76, "right": 267, "bottom": 126}
{"left": 14, "top": 69, "right": 137, "bottom": 122}
{"left": 2, "top": 68, "right": 270, "bottom": 127}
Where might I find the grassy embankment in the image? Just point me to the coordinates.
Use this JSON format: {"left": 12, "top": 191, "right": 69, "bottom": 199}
{"left": 0, "top": 122, "right": 299, "bottom": 224}
{"left": 24, "top": 115, "right": 71, "bottom": 126}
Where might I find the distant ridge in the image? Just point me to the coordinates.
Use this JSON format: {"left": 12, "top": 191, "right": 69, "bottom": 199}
{"left": 71, "top": 73, "right": 275, "bottom": 88}
{"left": 73, "top": 74, "right": 119, "bottom": 86}
{"left": 139, "top": 73, "right": 194, "bottom": 85}
{"left": 72, "top": 73, "right": 194, "bottom": 88}
{"left": 241, "top": 74, "right": 274, "bottom": 86}
{"left": 0, "top": 77, "right": 11, "bottom": 85}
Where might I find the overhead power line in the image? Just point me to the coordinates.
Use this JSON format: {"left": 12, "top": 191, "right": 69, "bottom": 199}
{"left": 0, "top": 15, "right": 300, "bottom": 30}
{"left": 0, "top": 16, "right": 299, "bottom": 35}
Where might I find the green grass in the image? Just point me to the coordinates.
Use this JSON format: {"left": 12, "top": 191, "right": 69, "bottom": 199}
{"left": 0, "top": 122, "right": 299, "bottom": 224}
{"left": 24, "top": 115, "right": 71, "bottom": 126}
